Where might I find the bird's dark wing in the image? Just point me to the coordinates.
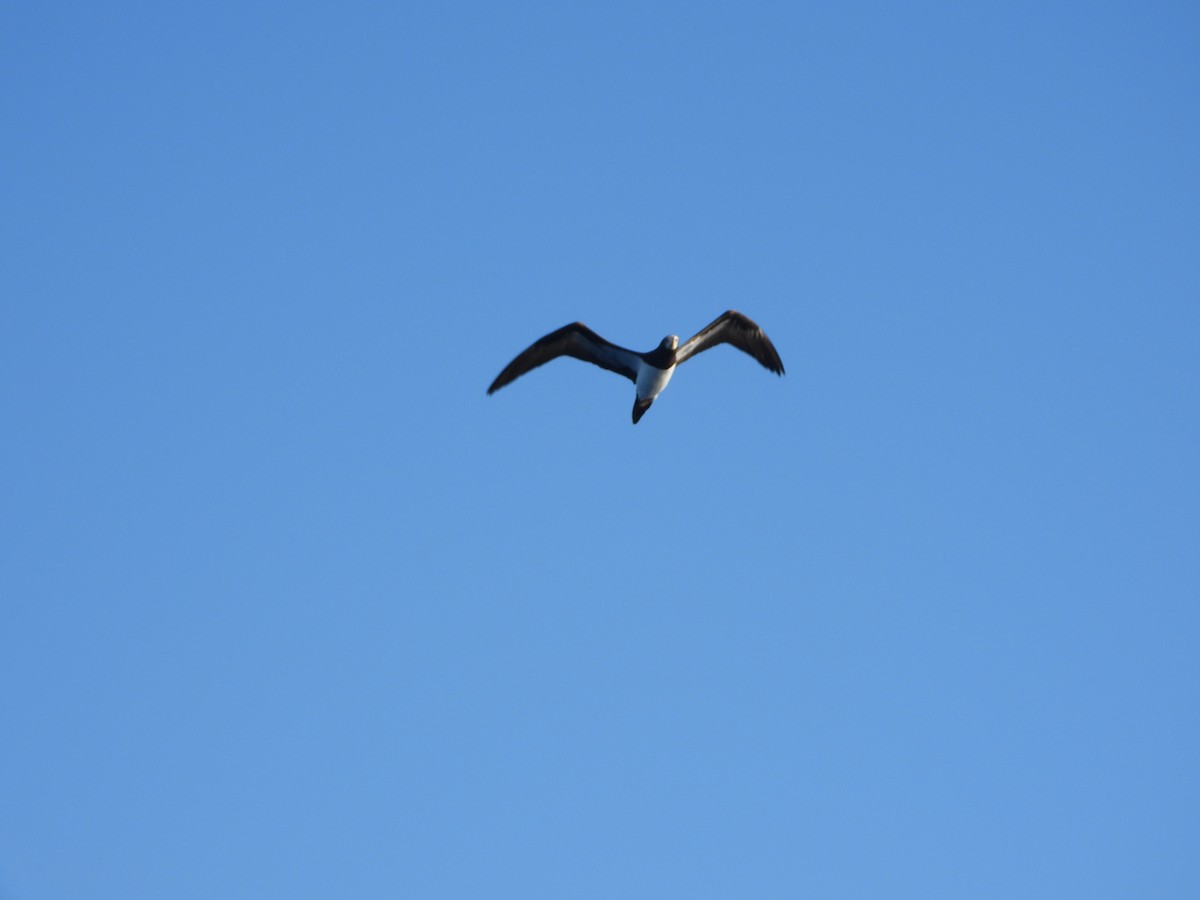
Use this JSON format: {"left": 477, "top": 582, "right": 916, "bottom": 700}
{"left": 487, "top": 323, "right": 641, "bottom": 394}
{"left": 674, "top": 310, "right": 785, "bottom": 375}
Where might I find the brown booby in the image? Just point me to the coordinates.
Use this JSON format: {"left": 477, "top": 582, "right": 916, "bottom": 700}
{"left": 488, "top": 310, "right": 784, "bottom": 423}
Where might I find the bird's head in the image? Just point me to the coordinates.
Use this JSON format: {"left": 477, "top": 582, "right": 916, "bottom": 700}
{"left": 661, "top": 335, "right": 679, "bottom": 351}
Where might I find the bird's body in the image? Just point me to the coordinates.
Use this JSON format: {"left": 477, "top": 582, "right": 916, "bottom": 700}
{"left": 632, "top": 336, "right": 679, "bottom": 423}
{"left": 487, "top": 310, "right": 784, "bottom": 423}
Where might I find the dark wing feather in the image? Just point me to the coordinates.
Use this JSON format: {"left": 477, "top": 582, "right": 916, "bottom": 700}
{"left": 674, "top": 310, "right": 785, "bottom": 375}
{"left": 487, "top": 323, "right": 641, "bottom": 394}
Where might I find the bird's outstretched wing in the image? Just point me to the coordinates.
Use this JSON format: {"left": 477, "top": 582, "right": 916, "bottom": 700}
{"left": 488, "top": 323, "right": 641, "bottom": 394}
{"left": 674, "top": 310, "right": 785, "bottom": 374}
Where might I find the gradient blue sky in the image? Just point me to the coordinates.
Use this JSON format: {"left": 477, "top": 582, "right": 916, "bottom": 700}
{"left": 3, "top": 2, "right": 1198, "bottom": 897}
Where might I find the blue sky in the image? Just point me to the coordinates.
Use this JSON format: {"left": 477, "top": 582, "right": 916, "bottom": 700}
{"left": 2, "top": 2, "right": 1198, "bottom": 897}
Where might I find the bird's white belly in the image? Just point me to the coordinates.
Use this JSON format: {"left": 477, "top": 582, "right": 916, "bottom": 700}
{"left": 636, "top": 363, "right": 675, "bottom": 401}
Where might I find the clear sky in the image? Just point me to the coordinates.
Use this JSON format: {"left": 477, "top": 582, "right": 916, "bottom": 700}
{"left": 2, "top": 2, "right": 1198, "bottom": 897}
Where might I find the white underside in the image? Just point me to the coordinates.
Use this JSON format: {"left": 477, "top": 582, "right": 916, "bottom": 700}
{"left": 635, "top": 362, "right": 675, "bottom": 401}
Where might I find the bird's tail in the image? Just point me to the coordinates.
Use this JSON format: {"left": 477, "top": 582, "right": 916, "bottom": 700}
{"left": 632, "top": 398, "right": 652, "bottom": 424}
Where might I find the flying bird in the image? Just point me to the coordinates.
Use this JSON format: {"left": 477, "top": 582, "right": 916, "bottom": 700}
{"left": 487, "top": 310, "right": 784, "bottom": 424}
